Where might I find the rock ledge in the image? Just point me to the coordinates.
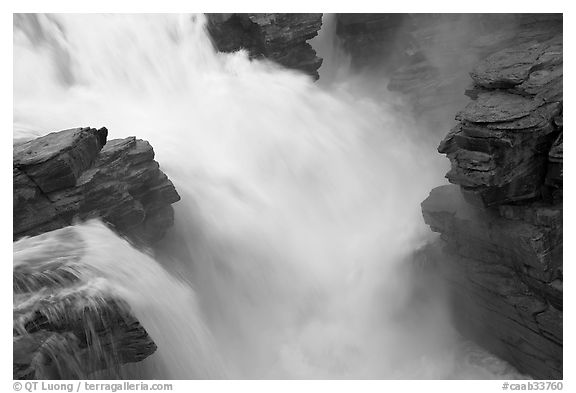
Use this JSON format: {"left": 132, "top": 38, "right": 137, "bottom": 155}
{"left": 13, "top": 127, "right": 181, "bottom": 245}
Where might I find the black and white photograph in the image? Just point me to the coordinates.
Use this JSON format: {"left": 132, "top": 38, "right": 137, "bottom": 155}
{"left": 11, "top": 6, "right": 565, "bottom": 387}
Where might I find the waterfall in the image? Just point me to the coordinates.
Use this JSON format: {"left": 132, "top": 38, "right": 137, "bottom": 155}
{"left": 13, "top": 13, "right": 522, "bottom": 379}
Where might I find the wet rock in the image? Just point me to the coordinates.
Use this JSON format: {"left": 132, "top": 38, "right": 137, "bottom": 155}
{"left": 13, "top": 127, "right": 180, "bottom": 245}
{"left": 13, "top": 297, "right": 156, "bottom": 379}
{"left": 13, "top": 226, "right": 157, "bottom": 379}
{"left": 206, "top": 13, "right": 323, "bottom": 80}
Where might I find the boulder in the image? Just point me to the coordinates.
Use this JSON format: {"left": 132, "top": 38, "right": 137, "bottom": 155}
{"left": 13, "top": 127, "right": 180, "bottom": 245}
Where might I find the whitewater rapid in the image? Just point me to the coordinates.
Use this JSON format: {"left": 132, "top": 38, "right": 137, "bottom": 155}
{"left": 13, "top": 13, "right": 522, "bottom": 379}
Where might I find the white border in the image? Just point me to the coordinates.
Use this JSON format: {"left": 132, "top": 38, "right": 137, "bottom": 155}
{"left": 3, "top": 2, "right": 573, "bottom": 392}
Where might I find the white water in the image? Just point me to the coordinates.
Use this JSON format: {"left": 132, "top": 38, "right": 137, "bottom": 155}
{"left": 13, "top": 13, "right": 522, "bottom": 379}
{"left": 13, "top": 222, "right": 223, "bottom": 379}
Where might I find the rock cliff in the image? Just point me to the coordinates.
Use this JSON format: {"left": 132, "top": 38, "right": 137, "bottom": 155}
{"left": 440, "top": 36, "right": 562, "bottom": 207}
{"left": 205, "top": 13, "right": 323, "bottom": 80}
{"left": 421, "top": 30, "right": 562, "bottom": 379}
{"left": 13, "top": 225, "right": 157, "bottom": 379}
{"left": 13, "top": 127, "right": 181, "bottom": 246}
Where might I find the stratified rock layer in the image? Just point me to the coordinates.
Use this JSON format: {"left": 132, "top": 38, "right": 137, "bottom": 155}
{"left": 13, "top": 226, "right": 157, "bottom": 379}
{"left": 422, "top": 27, "right": 562, "bottom": 379}
{"left": 13, "top": 127, "right": 181, "bottom": 245}
{"left": 441, "top": 36, "right": 562, "bottom": 207}
{"left": 206, "top": 13, "right": 323, "bottom": 80}
{"left": 422, "top": 186, "right": 562, "bottom": 379}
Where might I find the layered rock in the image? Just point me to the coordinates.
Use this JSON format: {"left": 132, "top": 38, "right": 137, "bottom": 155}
{"left": 13, "top": 127, "right": 180, "bottom": 245}
{"left": 422, "top": 186, "right": 562, "bottom": 379}
{"left": 13, "top": 226, "right": 157, "bottom": 379}
{"left": 421, "top": 29, "right": 562, "bottom": 379}
{"left": 440, "top": 36, "right": 562, "bottom": 207}
{"left": 205, "top": 13, "right": 323, "bottom": 80}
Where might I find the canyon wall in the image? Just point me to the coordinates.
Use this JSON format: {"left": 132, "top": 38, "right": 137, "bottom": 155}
{"left": 332, "top": 12, "right": 563, "bottom": 379}
{"left": 421, "top": 28, "right": 563, "bottom": 379}
{"left": 331, "top": 15, "right": 563, "bottom": 377}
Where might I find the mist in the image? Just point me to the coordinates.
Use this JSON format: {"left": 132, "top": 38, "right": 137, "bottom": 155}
{"left": 13, "top": 13, "right": 524, "bottom": 379}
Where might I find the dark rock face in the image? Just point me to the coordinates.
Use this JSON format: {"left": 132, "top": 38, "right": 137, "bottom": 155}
{"left": 13, "top": 226, "right": 157, "bottom": 379}
{"left": 13, "top": 127, "right": 181, "bottom": 245}
{"left": 422, "top": 186, "right": 562, "bottom": 379}
{"left": 205, "top": 13, "right": 323, "bottom": 80}
{"left": 441, "top": 36, "right": 562, "bottom": 207}
{"left": 421, "top": 26, "right": 562, "bottom": 379}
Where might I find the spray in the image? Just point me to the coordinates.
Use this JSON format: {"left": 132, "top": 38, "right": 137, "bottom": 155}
{"left": 14, "top": 13, "right": 523, "bottom": 379}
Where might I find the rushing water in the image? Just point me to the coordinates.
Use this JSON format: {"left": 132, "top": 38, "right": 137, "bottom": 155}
{"left": 13, "top": 13, "right": 522, "bottom": 379}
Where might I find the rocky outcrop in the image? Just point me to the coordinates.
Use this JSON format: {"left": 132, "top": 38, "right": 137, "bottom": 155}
{"left": 205, "top": 13, "right": 323, "bottom": 80}
{"left": 421, "top": 30, "right": 562, "bottom": 379}
{"left": 13, "top": 226, "right": 157, "bottom": 379}
{"left": 440, "top": 36, "right": 562, "bottom": 207}
{"left": 13, "top": 127, "right": 180, "bottom": 245}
